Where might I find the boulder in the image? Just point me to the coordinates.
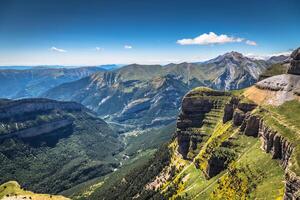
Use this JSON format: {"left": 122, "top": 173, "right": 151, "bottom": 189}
{"left": 233, "top": 109, "right": 246, "bottom": 126}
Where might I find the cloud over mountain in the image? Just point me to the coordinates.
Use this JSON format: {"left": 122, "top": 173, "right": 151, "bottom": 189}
{"left": 177, "top": 32, "right": 256, "bottom": 46}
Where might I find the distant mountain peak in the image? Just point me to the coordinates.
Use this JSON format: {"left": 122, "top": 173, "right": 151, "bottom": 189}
{"left": 205, "top": 51, "right": 249, "bottom": 64}
{"left": 224, "top": 51, "right": 244, "bottom": 58}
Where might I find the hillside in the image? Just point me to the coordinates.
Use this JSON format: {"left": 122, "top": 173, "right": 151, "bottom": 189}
{"left": 0, "top": 181, "right": 69, "bottom": 200}
{"left": 0, "top": 67, "right": 104, "bottom": 99}
{"left": 42, "top": 52, "right": 270, "bottom": 127}
{"left": 80, "top": 87, "right": 294, "bottom": 200}
{"left": 0, "top": 98, "right": 123, "bottom": 194}
{"left": 75, "top": 48, "right": 300, "bottom": 200}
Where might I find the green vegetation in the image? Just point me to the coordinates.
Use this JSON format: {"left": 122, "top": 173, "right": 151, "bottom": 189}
{"left": 0, "top": 181, "right": 69, "bottom": 200}
{"left": 62, "top": 123, "right": 176, "bottom": 199}
{"left": 0, "top": 109, "right": 122, "bottom": 194}
{"left": 211, "top": 164, "right": 264, "bottom": 200}
{"left": 161, "top": 134, "right": 284, "bottom": 200}
{"left": 195, "top": 122, "right": 234, "bottom": 174}
{"left": 81, "top": 144, "right": 171, "bottom": 200}
{"left": 256, "top": 100, "right": 300, "bottom": 175}
{"left": 259, "top": 63, "right": 288, "bottom": 80}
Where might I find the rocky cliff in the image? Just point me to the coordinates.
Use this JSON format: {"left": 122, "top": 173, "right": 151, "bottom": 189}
{"left": 176, "top": 87, "right": 231, "bottom": 160}
{"left": 244, "top": 47, "right": 300, "bottom": 106}
{"left": 224, "top": 96, "right": 300, "bottom": 199}
{"left": 175, "top": 77, "right": 300, "bottom": 198}
{"left": 0, "top": 98, "right": 84, "bottom": 120}
{"left": 83, "top": 85, "right": 298, "bottom": 200}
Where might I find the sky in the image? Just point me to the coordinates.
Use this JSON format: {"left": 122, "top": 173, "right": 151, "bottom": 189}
{"left": 0, "top": 0, "right": 299, "bottom": 66}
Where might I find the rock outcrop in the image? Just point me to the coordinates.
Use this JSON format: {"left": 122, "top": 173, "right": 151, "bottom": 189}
{"left": 288, "top": 48, "right": 300, "bottom": 75}
{"left": 245, "top": 47, "right": 300, "bottom": 106}
{"left": 0, "top": 98, "right": 84, "bottom": 120}
{"left": 0, "top": 119, "right": 73, "bottom": 140}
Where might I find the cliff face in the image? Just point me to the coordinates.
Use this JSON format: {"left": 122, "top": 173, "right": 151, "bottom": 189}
{"left": 176, "top": 88, "right": 230, "bottom": 159}
{"left": 0, "top": 119, "right": 73, "bottom": 140}
{"left": 224, "top": 97, "right": 299, "bottom": 199}
{"left": 175, "top": 84, "right": 300, "bottom": 199}
{"left": 0, "top": 98, "right": 84, "bottom": 120}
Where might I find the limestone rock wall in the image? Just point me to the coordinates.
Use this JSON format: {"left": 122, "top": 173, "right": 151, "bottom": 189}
{"left": 0, "top": 98, "right": 84, "bottom": 120}
{"left": 0, "top": 119, "right": 73, "bottom": 140}
{"left": 176, "top": 88, "right": 229, "bottom": 159}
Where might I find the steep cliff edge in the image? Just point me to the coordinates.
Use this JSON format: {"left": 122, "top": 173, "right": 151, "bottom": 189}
{"left": 240, "top": 47, "right": 300, "bottom": 199}
{"left": 176, "top": 87, "right": 231, "bottom": 160}
{"left": 223, "top": 97, "right": 299, "bottom": 199}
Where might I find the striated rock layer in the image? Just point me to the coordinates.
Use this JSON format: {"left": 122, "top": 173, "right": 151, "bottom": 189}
{"left": 0, "top": 98, "right": 84, "bottom": 120}
{"left": 176, "top": 87, "right": 230, "bottom": 159}
{"left": 224, "top": 97, "right": 299, "bottom": 199}
{"left": 245, "top": 47, "right": 300, "bottom": 106}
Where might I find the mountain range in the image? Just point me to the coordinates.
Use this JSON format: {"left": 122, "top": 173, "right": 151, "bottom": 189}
{"left": 0, "top": 50, "right": 293, "bottom": 200}
{"left": 76, "top": 47, "right": 300, "bottom": 200}
{"left": 42, "top": 52, "right": 283, "bottom": 127}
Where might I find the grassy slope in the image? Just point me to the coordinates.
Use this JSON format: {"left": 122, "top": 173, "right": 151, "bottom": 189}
{"left": 159, "top": 89, "right": 286, "bottom": 199}
{"left": 256, "top": 100, "right": 300, "bottom": 175}
{"left": 162, "top": 133, "right": 284, "bottom": 200}
{"left": 0, "top": 181, "right": 69, "bottom": 200}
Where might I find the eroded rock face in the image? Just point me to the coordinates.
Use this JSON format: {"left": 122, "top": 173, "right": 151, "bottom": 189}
{"left": 223, "top": 97, "right": 300, "bottom": 199}
{"left": 258, "top": 121, "right": 293, "bottom": 168}
{"left": 285, "top": 171, "right": 300, "bottom": 200}
{"left": 0, "top": 98, "right": 84, "bottom": 120}
{"left": 222, "top": 97, "right": 256, "bottom": 126}
{"left": 176, "top": 88, "right": 230, "bottom": 159}
{"left": 233, "top": 109, "right": 246, "bottom": 126}
{"left": 243, "top": 115, "right": 260, "bottom": 137}
{"left": 288, "top": 48, "right": 300, "bottom": 75}
{"left": 0, "top": 119, "right": 73, "bottom": 140}
{"left": 223, "top": 97, "right": 239, "bottom": 123}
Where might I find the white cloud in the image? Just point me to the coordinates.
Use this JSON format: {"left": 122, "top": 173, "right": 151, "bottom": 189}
{"left": 269, "top": 51, "right": 292, "bottom": 57}
{"left": 245, "top": 40, "right": 257, "bottom": 46}
{"left": 124, "top": 45, "right": 133, "bottom": 49}
{"left": 177, "top": 32, "right": 257, "bottom": 46}
{"left": 96, "top": 47, "right": 103, "bottom": 51}
{"left": 50, "top": 46, "right": 66, "bottom": 53}
{"left": 246, "top": 50, "right": 292, "bottom": 60}
{"left": 177, "top": 32, "right": 244, "bottom": 45}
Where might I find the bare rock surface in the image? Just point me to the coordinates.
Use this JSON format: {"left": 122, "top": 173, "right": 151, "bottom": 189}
{"left": 288, "top": 47, "right": 300, "bottom": 75}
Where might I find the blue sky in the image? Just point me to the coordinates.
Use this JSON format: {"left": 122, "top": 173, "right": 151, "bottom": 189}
{"left": 0, "top": 0, "right": 299, "bottom": 66}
